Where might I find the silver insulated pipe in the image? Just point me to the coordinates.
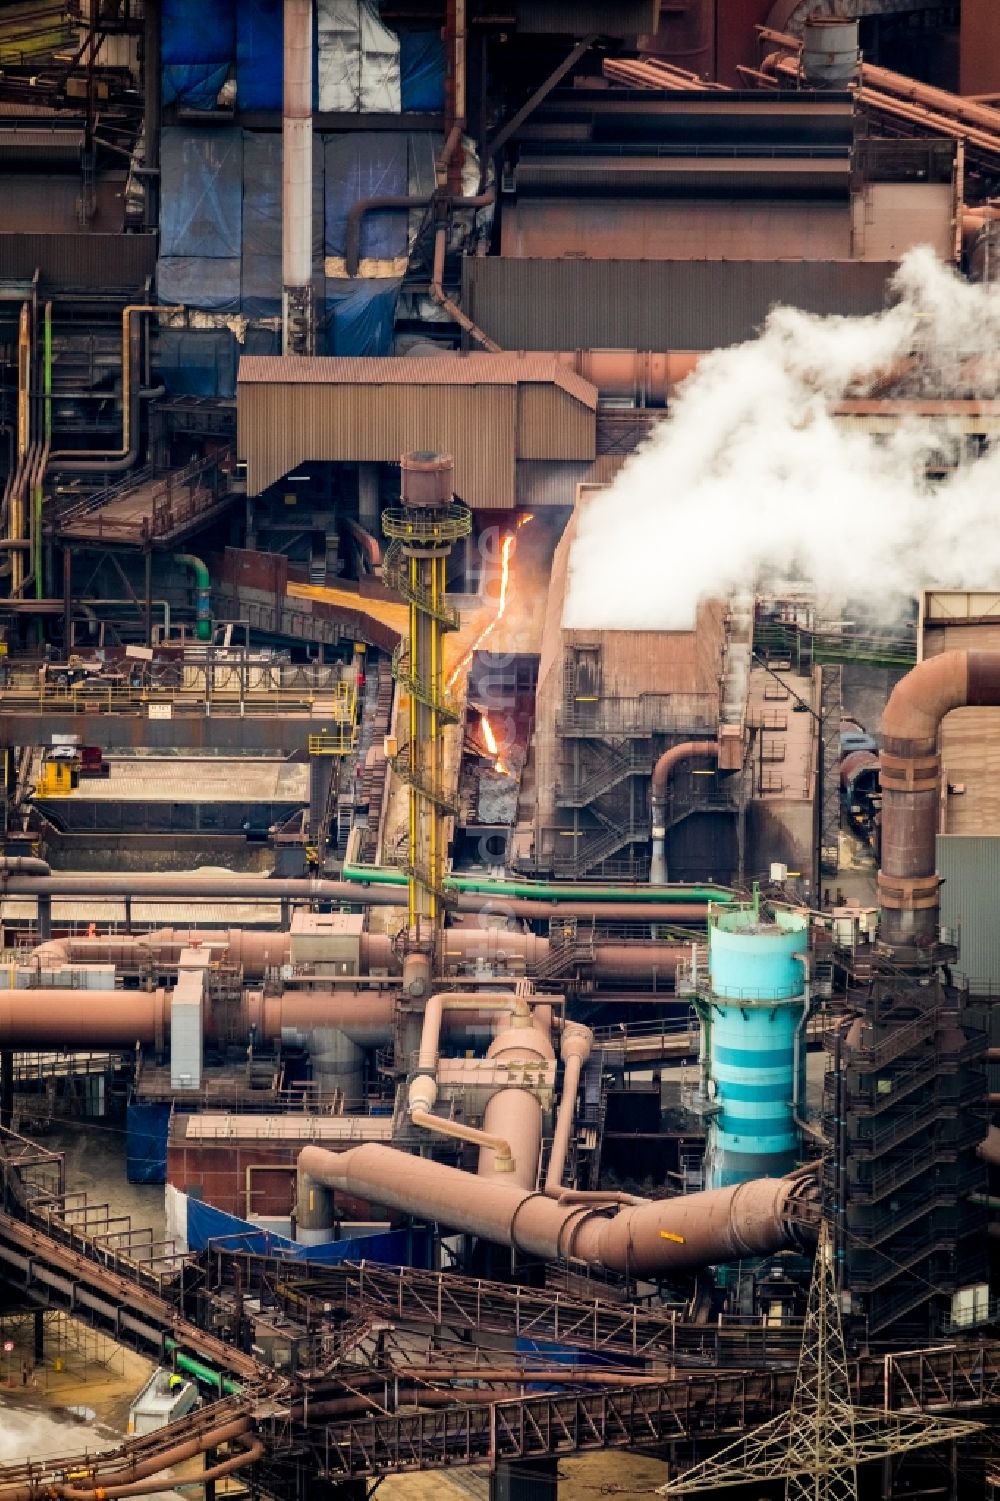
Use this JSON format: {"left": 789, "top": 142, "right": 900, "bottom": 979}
{"left": 283, "top": 0, "right": 315, "bottom": 354}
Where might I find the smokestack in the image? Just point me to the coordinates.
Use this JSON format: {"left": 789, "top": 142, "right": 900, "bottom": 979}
{"left": 283, "top": 0, "right": 314, "bottom": 355}
{"left": 878, "top": 650, "right": 1000, "bottom": 949}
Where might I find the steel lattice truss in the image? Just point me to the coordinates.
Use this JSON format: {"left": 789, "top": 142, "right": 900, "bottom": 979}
{"left": 660, "top": 1226, "right": 982, "bottom": 1498}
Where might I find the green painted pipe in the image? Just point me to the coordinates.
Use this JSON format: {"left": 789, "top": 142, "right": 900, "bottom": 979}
{"left": 340, "top": 855, "right": 733, "bottom": 905}
{"left": 175, "top": 552, "right": 212, "bottom": 642}
{"left": 165, "top": 1338, "right": 242, "bottom": 1396}
{"left": 43, "top": 302, "right": 52, "bottom": 445}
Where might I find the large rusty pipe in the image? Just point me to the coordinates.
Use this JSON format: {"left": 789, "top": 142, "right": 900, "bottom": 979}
{"left": 59, "top": 1440, "right": 264, "bottom": 1501}
{"left": 29, "top": 923, "right": 689, "bottom": 985}
{"left": 408, "top": 991, "right": 535, "bottom": 1173}
{"left": 528, "top": 350, "right": 701, "bottom": 405}
{"left": 297, "top": 1142, "right": 813, "bottom": 1275}
{"left": 0, "top": 987, "right": 552, "bottom": 1054}
{"left": 545, "top": 1023, "right": 592, "bottom": 1195}
{"left": 430, "top": 226, "right": 501, "bottom": 353}
{"left": 478, "top": 1020, "right": 554, "bottom": 1188}
{"left": 0, "top": 989, "right": 169, "bottom": 1049}
{"left": 878, "top": 651, "right": 1000, "bottom": 947}
{"left": 6, "top": 873, "right": 709, "bottom": 926}
{"left": 650, "top": 740, "right": 719, "bottom": 885}
{"left": 28, "top": 1416, "right": 255, "bottom": 1501}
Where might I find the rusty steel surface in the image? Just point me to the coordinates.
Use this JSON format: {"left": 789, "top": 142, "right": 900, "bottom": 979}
{"left": 238, "top": 354, "right": 597, "bottom": 406}
{"left": 461, "top": 259, "right": 895, "bottom": 351}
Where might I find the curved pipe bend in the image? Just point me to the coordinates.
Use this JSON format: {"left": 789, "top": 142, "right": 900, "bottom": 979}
{"left": 650, "top": 740, "right": 719, "bottom": 885}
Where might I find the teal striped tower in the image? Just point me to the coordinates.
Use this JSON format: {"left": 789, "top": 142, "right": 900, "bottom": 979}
{"left": 702, "top": 901, "right": 808, "bottom": 1189}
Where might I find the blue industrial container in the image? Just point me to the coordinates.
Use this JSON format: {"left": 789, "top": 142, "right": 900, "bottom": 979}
{"left": 703, "top": 904, "right": 807, "bottom": 1188}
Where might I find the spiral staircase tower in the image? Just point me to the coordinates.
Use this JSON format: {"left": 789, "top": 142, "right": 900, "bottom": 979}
{"left": 383, "top": 452, "right": 471, "bottom": 947}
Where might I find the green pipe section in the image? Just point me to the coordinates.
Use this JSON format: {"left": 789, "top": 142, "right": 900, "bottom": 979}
{"left": 43, "top": 302, "right": 52, "bottom": 444}
{"left": 340, "top": 855, "right": 733, "bottom": 905}
{"left": 175, "top": 552, "right": 212, "bottom": 642}
{"left": 165, "top": 1338, "right": 242, "bottom": 1396}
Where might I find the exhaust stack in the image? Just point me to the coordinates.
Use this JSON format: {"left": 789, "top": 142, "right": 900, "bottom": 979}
{"left": 282, "top": 0, "right": 314, "bottom": 354}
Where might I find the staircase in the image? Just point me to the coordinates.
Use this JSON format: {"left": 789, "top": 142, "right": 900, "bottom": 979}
{"left": 555, "top": 741, "right": 647, "bottom": 808}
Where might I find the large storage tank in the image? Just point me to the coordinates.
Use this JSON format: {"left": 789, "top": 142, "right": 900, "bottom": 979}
{"left": 702, "top": 902, "right": 807, "bottom": 1189}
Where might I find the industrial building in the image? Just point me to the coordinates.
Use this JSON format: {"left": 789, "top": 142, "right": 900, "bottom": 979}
{"left": 0, "top": 1, "right": 998, "bottom": 1498}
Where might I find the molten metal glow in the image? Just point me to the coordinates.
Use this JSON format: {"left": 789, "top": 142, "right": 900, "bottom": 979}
{"left": 446, "top": 517, "right": 533, "bottom": 691}
{"left": 480, "top": 713, "right": 510, "bottom": 776}
{"left": 481, "top": 715, "right": 499, "bottom": 756}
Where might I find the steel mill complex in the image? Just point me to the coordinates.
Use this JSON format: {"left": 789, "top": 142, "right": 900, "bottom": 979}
{"left": 0, "top": 2, "right": 1000, "bottom": 1497}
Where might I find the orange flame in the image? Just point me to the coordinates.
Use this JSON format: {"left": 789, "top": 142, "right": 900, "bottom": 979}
{"left": 480, "top": 713, "right": 510, "bottom": 776}
{"left": 447, "top": 520, "right": 530, "bottom": 691}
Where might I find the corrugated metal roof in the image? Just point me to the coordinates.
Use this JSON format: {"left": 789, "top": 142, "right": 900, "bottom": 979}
{"left": 238, "top": 354, "right": 598, "bottom": 410}
{"left": 462, "top": 258, "right": 895, "bottom": 351}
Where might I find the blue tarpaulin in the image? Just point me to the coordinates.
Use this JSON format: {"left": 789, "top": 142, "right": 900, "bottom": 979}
{"left": 324, "top": 277, "right": 400, "bottom": 355}
{"left": 400, "top": 30, "right": 445, "bottom": 112}
{"left": 324, "top": 132, "right": 408, "bottom": 260}
{"left": 157, "top": 329, "right": 238, "bottom": 398}
{"left": 126, "top": 1103, "right": 171, "bottom": 1184}
{"left": 241, "top": 130, "right": 325, "bottom": 317}
{"left": 158, "top": 256, "right": 242, "bottom": 312}
{"left": 237, "top": 0, "right": 283, "bottom": 111}
{"left": 185, "top": 1195, "right": 432, "bottom": 1266}
{"left": 160, "top": 127, "right": 243, "bottom": 259}
{"left": 161, "top": 0, "right": 235, "bottom": 109}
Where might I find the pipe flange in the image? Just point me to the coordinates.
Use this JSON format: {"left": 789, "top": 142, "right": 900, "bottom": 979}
{"left": 876, "top": 872, "right": 941, "bottom": 911}
{"left": 877, "top": 751, "right": 940, "bottom": 793}
{"left": 508, "top": 1192, "right": 548, "bottom": 1258}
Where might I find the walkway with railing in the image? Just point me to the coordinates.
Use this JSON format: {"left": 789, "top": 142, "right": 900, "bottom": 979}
{"left": 53, "top": 449, "right": 240, "bottom": 547}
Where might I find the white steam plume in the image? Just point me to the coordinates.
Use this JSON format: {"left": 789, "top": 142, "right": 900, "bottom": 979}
{"left": 564, "top": 247, "right": 1000, "bottom": 631}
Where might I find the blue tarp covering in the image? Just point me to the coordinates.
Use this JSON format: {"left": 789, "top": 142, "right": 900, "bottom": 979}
{"left": 324, "top": 277, "right": 400, "bottom": 355}
{"left": 158, "top": 257, "right": 242, "bottom": 312}
{"left": 400, "top": 30, "right": 445, "bottom": 112}
{"left": 157, "top": 329, "right": 239, "bottom": 398}
{"left": 185, "top": 1195, "right": 432, "bottom": 1266}
{"left": 324, "top": 132, "right": 408, "bottom": 259}
{"left": 241, "top": 130, "right": 325, "bottom": 317}
{"left": 161, "top": 127, "right": 243, "bottom": 260}
{"left": 126, "top": 1103, "right": 170, "bottom": 1184}
{"left": 163, "top": 62, "right": 230, "bottom": 111}
{"left": 237, "top": 0, "right": 283, "bottom": 111}
{"left": 161, "top": 0, "right": 235, "bottom": 109}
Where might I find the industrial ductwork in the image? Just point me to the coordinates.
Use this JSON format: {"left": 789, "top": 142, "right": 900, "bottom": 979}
{"left": 650, "top": 740, "right": 719, "bottom": 884}
{"left": 297, "top": 1141, "right": 816, "bottom": 1276}
{"left": 878, "top": 650, "right": 1000, "bottom": 948}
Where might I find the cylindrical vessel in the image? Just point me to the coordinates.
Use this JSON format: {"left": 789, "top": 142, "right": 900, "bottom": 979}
{"left": 704, "top": 905, "right": 807, "bottom": 1188}
{"left": 802, "top": 17, "right": 859, "bottom": 88}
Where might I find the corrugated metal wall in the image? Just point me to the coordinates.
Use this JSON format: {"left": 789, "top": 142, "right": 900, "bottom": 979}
{"left": 462, "top": 259, "right": 896, "bottom": 350}
{"left": 0, "top": 232, "right": 157, "bottom": 289}
{"left": 938, "top": 835, "right": 1000, "bottom": 994}
{"left": 240, "top": 379, "right": 596, "bottom": 504}
{"left": 240, "top": 381, "right": 519, "bottom": 505}
{"left": 516, "top": 386, "right": 595, "bottom": 461}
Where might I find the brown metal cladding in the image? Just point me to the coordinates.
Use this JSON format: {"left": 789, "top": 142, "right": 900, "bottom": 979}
{"left": 516, "top": 384, "right": 595, "bottom": 461}
{"left": 500, "top": 198, "right": 852, "bottom": 261}
{"left": 0, "top": 231, "right": 158, "bottom": 289}
{"left": 238, "top": 356, "right": 597, "bottom": 505}
{"left": 462, "top": 259, "right": 895, "bottom": 351}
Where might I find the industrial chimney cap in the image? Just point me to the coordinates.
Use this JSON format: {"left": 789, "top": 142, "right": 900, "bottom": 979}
{"left": 400, "top": 451, "right": 455, "bottom": 509}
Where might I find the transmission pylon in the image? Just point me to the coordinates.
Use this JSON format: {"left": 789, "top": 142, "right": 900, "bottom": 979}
{"left": 383, "top": 451, "right": 471, "bottom": 951}
{"left": 659, "top": 1221, "right": 981, "bottom": 1497}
